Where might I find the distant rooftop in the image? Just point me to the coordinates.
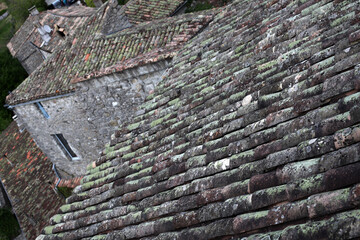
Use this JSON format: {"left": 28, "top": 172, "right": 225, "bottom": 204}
{"left": 7, "top": 5, "right": 96, "bottom": 73}
{"left": 0, "top": 122, "right": 64, "bottom": 240}
{"left": 6, "top": 0, "right": 215, "bottom": 105}
{"left": 124, "top": 0, "right": 186, "bottom": 24}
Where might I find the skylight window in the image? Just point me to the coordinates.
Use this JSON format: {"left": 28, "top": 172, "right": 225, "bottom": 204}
{"left": 53, "top": 134, "right": 80, "bottom": 161}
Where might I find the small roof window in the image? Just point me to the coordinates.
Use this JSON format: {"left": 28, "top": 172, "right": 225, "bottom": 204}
{"left": 53, "top": 134, "right": 80, "bottom": 161}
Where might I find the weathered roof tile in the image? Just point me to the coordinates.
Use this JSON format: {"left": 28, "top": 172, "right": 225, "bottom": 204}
{"left": 37, "top": 0, "right": 360, "bottom": 239}
{"left": 124, "top": 0, "right": 185, "bottom": 24}
{"left": 0, "top": 122, "right": 64, "bottom": 240}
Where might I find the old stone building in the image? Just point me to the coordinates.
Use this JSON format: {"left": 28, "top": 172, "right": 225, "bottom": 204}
{"left": 10, "top": 60, "right": 172, "bottom": 176}
{"left": 6, "top": 0, "right": 213, "bottom": 176}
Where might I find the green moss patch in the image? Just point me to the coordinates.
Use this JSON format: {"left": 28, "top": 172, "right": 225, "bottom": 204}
{"left": 57, "top": 186, "right": 73, "bottom": 198}
{"left": 0, "top": 208, "right": 20, "bottom": 239}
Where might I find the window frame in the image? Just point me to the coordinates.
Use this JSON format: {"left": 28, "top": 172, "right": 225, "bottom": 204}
{"left": 53, "top": 134, "right": 80, "bottom": 161}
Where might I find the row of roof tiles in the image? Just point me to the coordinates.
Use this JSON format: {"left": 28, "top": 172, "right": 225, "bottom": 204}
{"left": 124, "top": 0, "right": 186, "bottom": 24}
{"left": 37, "top": 0, "right": 360, "bottom": 239}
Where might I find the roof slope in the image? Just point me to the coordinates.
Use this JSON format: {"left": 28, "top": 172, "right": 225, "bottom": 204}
{"left": 0, "top": 122, "right": 64, "bottom": 240}
{"left": 39, "top": 0, "right": 360, "bottom": 239}
{"left": 100, "top": 0, "right": 187, "bottom": 34}
{"left": 7, "top": 6, "right": 96, "bottom": 57}
{"left": 6, "top": 3, "right": 215, "bottom": 105}
{"left": 124, "top": 0, "right": 185, "bottom": 24}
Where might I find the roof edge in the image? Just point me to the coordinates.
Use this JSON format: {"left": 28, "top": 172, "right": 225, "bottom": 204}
{"left": 71, "top": 50, "right": 176, "bottom": 84}
{"left": 6, "top": 91, "right": 76, "bottom": 108}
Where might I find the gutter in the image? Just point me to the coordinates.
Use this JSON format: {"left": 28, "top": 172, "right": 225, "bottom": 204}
{"left": 52, "top": 164, "right": 66, "bottom": 199}
{"left": 5, "top": 92, "right": 75, "bottom": 110}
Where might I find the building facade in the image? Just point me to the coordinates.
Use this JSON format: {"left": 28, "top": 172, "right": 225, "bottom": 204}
{"left": 13, "top": 60, "right": 170, "bottom": 175}
{"left": 6, "top": 0, "right": 213, "bottom": 176}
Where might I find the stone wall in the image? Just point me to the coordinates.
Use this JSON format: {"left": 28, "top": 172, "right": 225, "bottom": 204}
{"left": 13, "top": 60, "right": 170, "bottom": 176}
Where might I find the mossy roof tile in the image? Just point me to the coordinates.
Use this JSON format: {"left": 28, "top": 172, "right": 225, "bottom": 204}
{"left": 37, "top": 0, "right": 360, "bottom": 239}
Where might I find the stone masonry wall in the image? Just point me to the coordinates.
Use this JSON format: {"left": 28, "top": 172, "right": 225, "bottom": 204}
{"left": 13, "top": 60, "right": 170, "bottom": 176}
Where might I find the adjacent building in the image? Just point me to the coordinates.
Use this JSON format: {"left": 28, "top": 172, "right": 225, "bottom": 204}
{"left": 6, "top": 0, "right": 213, "bottom": 176}
{"left": 7, "top": 5, "right": 96, "bottom": 74}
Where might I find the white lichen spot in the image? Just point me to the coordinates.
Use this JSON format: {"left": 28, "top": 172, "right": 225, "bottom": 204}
{"left": 112, "top": 102, "right": 119, "bottom": 107}
{"left": 295, "top": 74, "right": 302, "bottom": 81}
{"left": 288, "top": 83, "right": 298, "bottom": 94}
{"left": 220, "top": 158, "right": 230, "bottom": 170}
{"left": 242, "top": 94, "right": 252, "bottom": 106}
{"left": 233, "top": 204, "right": 238, "bottom": 211}
{"left": 306, "top": 146, "right": 312, "bottom": 153}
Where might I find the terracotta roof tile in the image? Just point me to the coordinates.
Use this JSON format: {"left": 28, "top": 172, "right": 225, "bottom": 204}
{"left": 54, "top": 177, "right": 83, "bottom": 189}
{"left": 7, "top": 6, "right": 96, "bottom": 58}
{"left": 125, "top": 0, "right": 185, "bottom": 24}
{"left": 36, "top": 0, "right": 360, "bottom": 239}
{"left": 0, "top": 122, "right": 64, "bottom": 240}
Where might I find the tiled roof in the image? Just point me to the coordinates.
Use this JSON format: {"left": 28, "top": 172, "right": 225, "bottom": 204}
{"left": 54, "top": 177, "right": 83, "bottom": 189}
{"left": 124, "top": 0, "right": 185, "bottom": 24}
{"left": 7, "top": 6, "right": 95, "bottom": 58}
{"left": 6, "top": 2, "right": 215, "bottom": 105}
{"left": 0, "top": 122, "right": 64, "bottom": 240}
{"left": 37, "top": 0, "right": 360, "bottom": 239}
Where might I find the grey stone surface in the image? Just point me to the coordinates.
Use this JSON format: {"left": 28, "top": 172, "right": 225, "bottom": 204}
{"left": 16, "top": 43, "right": 44, "bottom": 75}
{"left": 93, "top": 0, "right": 103, "bottom": 8}
{"left": 14, "top": 233, "right": 27, "bottom": 240}
{"left": 102, "top": 0, "right": 132, "bottom": 35}
{"left": 14, "top": 60, "right": 170, "bottom": 176}
{"left": 0, "top": 11, "right": 8, "bottom": 21}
